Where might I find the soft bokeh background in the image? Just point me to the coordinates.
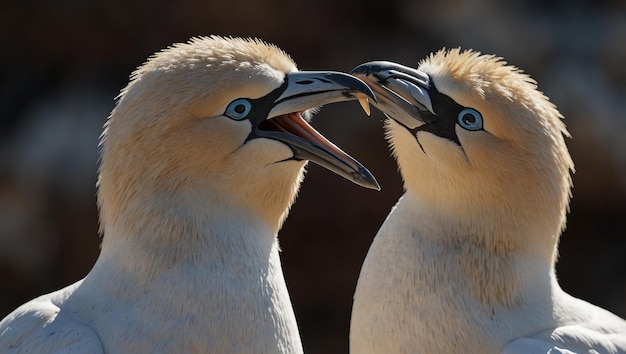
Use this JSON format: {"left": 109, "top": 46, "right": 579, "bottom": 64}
{"left": 1, "top": 0, "right": 625, "bottom": 352}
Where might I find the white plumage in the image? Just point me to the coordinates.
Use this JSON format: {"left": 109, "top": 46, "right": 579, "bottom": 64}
{"left": 350, "top": 49, "right": 626, "bottom": 353}
{"left": 0, "top": 36, "right": 377, "bottom": 353}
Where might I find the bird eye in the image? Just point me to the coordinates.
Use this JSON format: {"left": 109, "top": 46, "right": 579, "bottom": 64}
{"left": 225, "top": 99, "right": 252, "bottom": 120}
{"left": 457, "top": 108, "right": 483, "bottom": 131}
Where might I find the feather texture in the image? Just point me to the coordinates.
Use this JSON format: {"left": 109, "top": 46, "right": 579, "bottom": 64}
{"left": 350, "top": 49, "right": 626, "bottom": 353}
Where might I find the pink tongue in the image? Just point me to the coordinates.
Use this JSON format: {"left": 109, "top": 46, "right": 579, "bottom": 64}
{"left": 268, "top": 113, "right": 346, "bottom": 157}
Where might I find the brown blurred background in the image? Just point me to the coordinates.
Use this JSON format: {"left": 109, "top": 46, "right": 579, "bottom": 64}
{"left": 1, "top": 0, "right": 625, "bottom": 352}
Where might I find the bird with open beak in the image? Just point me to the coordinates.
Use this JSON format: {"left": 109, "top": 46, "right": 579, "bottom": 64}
{"left": 0, "top": 36, "right": 377, "bottom": 353}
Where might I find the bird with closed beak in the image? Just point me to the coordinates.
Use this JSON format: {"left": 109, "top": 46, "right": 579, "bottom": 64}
{"left": 0, "top": 36, "right": 378, "bottom": 353}
{"left": 350, "top": 49, "right": 626, "bottom": 353}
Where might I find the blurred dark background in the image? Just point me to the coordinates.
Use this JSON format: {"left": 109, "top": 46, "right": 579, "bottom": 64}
{"left": 1, "top": 0, "right": 625, "bottom": 352}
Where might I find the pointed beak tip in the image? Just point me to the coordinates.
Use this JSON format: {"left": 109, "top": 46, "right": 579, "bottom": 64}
{"left": 354, "top": 168, "right": 381, "bottom": 191}
{"left": 358, "top": 179, "right": 381, "bottom": 191}
{"left": 351, "top": 75, "right": 376, "bottom": 102}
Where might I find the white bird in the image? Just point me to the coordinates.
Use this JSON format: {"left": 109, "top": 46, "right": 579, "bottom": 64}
{"left": 349, "top": 49, "right": 626, "bottom": 353}
{"left": 0, "top": 36, "right": 378, "bottom": 353}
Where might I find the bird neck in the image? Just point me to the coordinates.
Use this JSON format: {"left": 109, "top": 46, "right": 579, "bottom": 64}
{"left": 395, "top": 192, "right": 557, "bottom": 306}
{"left": 401, "top": 172, "right": 565, "bottom": 265}
{"left": 97, "top": 186, "right": 278, "bottom": 273}
{"left": 79, "top": 194, "right": 304, "bottom": 352}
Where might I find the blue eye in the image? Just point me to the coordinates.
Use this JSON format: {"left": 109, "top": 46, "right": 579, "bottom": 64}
{"left": 225, "top": 99, "right": 252, "bottom": 120}
{"left": 457, "top": 108, "right": 483, "bottom": 131}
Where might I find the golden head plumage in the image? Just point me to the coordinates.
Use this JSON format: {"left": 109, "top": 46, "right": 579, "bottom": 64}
{"left": 98, "top": 36, "right": 377, "bottom": 240}
{"left": 420, "top": 49, "right": 571, "bottom": 150}
{"left": 118, "top": 36, "right": 296, "bottom": 120}
{"left": 354, "top": 48, "right": 574, "bottom": 261}
{"left": 99, "top": 37, "right": 296, "bottom": 238}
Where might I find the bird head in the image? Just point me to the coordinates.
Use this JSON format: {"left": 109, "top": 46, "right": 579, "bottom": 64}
{"left": 98, "top": 36, "right": 377, "bottom": 236}
{"left": 353, "top": 49, "right": 574, "bottom": 255}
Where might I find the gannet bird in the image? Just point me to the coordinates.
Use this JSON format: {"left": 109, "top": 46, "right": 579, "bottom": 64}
{"left": 0, "top": 36, "right": 378, "bottom": 353}
{"left": 349, "top": 49, "right": 626, "bottom": 353}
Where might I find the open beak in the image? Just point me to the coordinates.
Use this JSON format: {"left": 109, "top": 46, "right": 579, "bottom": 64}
{"left": 351, "top": 61, "right": 436, "bottom": 130}
{"left": 252, "top": 71, "right": 380, "bottom": 190}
